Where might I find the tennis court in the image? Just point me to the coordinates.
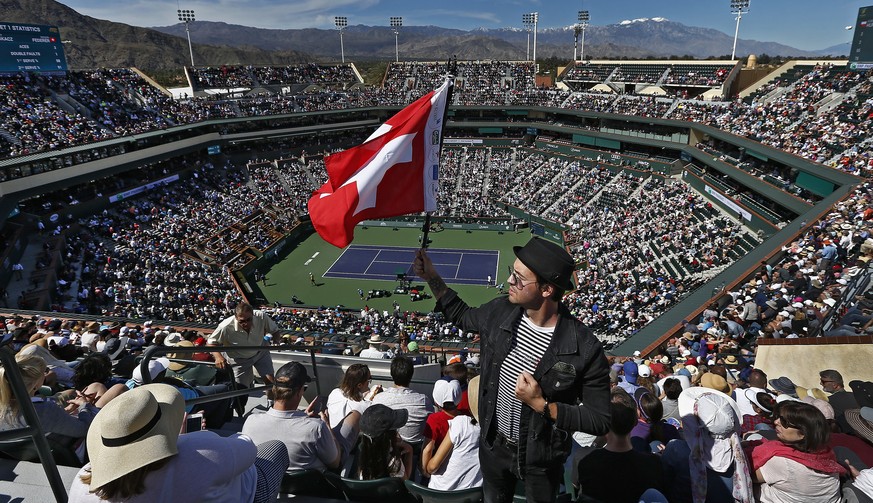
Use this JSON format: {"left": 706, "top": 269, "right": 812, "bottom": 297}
{"left": 323, "top": 244, "right": 499, "bottom": 285}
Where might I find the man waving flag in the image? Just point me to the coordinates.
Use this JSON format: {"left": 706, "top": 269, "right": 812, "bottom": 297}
{"left": 307, "top": 79, "right": 452, "bottom": 248}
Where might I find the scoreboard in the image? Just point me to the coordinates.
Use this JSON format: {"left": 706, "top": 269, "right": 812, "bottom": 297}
{"left": 0, "top": 22, "right": 67, "bottom": 74}
{"left": 849, "top": 5, "right": 873, "bottom": 70}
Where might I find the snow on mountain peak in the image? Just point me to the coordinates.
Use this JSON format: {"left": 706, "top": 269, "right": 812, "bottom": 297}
{"left": 618, "top": 17, "right": 668, "bottom": 26}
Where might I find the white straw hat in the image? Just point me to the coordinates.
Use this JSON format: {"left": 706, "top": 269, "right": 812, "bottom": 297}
{"left": 85, "top": 384, "right": 184, "bottom": 490}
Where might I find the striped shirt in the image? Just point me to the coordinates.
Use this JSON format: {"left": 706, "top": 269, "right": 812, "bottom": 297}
{"left": 495, "top": 314, "right": 554, "bottom": 442}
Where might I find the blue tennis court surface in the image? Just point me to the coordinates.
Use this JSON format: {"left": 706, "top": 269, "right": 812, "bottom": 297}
{"left": 324, "top": 244, "right": 499, "bottom": 285}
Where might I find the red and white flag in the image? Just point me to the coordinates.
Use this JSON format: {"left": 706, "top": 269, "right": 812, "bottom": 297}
{"left": 307, "top": 79, "right": 452, "bottom": 248}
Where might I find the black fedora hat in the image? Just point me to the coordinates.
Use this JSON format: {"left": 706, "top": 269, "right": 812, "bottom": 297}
{"left": 513, "top": 237, "right": 575, "bottom": 291}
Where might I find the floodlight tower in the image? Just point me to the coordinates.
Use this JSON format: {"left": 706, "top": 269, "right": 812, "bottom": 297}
{"left": 335, "top": 16, "right": 348, "bottom": 63}
{"left": 730, "top": 0, "right": 750, "bottom": 60}
{"left": 390, "top": 16, "right": 402, "bottom": 63}
{"left": 523, "top": 13, "right": 539, "bottom": 62}
{"left": 177, "top": 9, "right": 196, "bottom": 67}
{"left": 575, "top": 10, "right": 590, "bottom": 62}
{"left": 523, "top": 13, "right": 532, "bottom": 61}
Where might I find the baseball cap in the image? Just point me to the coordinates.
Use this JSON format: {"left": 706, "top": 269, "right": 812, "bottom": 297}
{"left": 131, "top": 357, "right": 170, "bottom": 385}
{"left": 360, "top": 404, "right": 408, "bottom": 439}
{"left": 433, "top": 379, "right": 462, "bottom": 408}
{"left": 273, "top": 362, "right": 312, "bottom": 389}
{"left": 623, "top": 361, "right": 639, "bottom": 385}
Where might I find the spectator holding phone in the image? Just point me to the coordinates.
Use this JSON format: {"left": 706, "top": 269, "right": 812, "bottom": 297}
{"left": 243, "top": 362, "right": 360, "bottom": 471}
{"left": 326, "top": 363, "right": 379, "bottom": 429}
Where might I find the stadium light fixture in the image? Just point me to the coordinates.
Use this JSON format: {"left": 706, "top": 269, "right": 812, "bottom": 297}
{"left": 335, "top": 16, "right": 348, "bottom": 63}
{"left": 522, "top": 12, "right": 538, "bottom": 62}
{"left": 575, "top": 10, "right": 590, "bottom": 62}
{"left": 729, "top": 0, "right": 750, "bottom": 60}
{"left": 177, "top": 9, "right": 196, "bottom": 67}
{"left": 390, "top": 16, "right": 403, "bottom": 63}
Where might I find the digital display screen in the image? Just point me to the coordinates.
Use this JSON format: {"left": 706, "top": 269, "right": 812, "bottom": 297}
{"left": 849, "top": 6, "right": 873, "bottom": 70}
{"left": 0, "top": 22, "right": 67, "bottom": 75}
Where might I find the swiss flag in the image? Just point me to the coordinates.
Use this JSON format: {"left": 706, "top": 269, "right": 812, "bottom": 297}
{"left": 307, "top": 79, "right": 452, "bottom": 248}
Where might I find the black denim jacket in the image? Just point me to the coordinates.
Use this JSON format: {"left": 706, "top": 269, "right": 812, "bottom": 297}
{"left": 437, "top": 289, "right": 611, "bottom": 477}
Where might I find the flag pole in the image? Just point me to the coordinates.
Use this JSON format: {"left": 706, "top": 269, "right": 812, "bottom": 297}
{"left": 420, "top": 57, "right": 456, "bottom": 250}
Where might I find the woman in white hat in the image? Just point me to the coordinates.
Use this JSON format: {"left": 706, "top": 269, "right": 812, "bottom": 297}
{"left": 661, "top": 387, "right": 754, "bottom": 503}
{"left": 68, "top": 384, "right": 288, "bottom": 502}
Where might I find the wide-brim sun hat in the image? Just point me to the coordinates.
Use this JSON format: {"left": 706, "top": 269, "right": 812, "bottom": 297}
{"left": 845, "top": 407, "right": 873, "bottom": 445}
{"left": 745, "top": 389, "right": 775, "bottom": 414}
{"left": 468, "top": 375, "right": 480, "bottom": 422}
{"left": 168, "top": 341, "right": 194, "bottom": 372}
{"left": 678, "top": 386, "right": 742, "bottom": 438}
{"left": 513, "top": 237, "right": 575, "bottom": 291}
{"left": 86, "top": 384, "right": 184, "bottom": 491}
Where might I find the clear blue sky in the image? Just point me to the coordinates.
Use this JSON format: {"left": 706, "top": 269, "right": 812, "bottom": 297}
{"left": 59, "top": 0, "right": 868, "bottom": 51}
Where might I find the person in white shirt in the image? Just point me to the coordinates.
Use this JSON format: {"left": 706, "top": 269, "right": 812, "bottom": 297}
{"left": 243, "top": 362, "right": 359, "bottom": 472}
{"left": 736, "top": 369, "right": 769, "bottom": 417}
{"left": 207, "top": 301, "right": 278, "bottom": 388}
{"left": 327, "top": 363, "right": 379, "bottom": 429}
{"left": 359, "top": 334, "right": 387, "bottom": 359}
{"left": 372, "top": 356, "right": 432, "bottom": 443}
{"left": 423, "top": 376, "right": 483, "bottom": 491}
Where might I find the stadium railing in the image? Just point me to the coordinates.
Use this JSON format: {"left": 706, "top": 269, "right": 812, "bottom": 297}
{"left": 0, "top": 347, "right": 69, "bottom": 502}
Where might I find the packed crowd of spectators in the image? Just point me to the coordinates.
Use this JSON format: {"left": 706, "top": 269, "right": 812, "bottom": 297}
{"left": 382, "top": 60, "right": 538, "bottom": 106}
{"left": 437, "top": 148, "right": 504, "bottom": 218}
{"left": 0, "top": 73, "right": 113, "bottom": 158}
{"left": 7, "top": 58, "right": 873, "bottom": 502}
{"left": 668, "top": 65, "right": 873, "bottom": 170}
{"left": 188, "top": 65, "right": 255, "bottom": 90}
{"left": 406, "top": 143, "right": 767, "bottom": 341}
{"left": 44, "top": 71, "right": 171, "bottom": 135}
{"left": 562, "top": 63, "right": 620, "bottom": 84}
{"left": 249, "top": 63, "right": 358, "bottom": 86}
{"left": 4, "top": 62, "right": 873, "bottom": 343}
{"left": 564, "top": 177, "right": 760, "bottom": 339}
{"left": 661, "top": 64, "right": 732, "bottom": 86}
{"left": 608, "top": 95, "right": 674, "bottom": 118}
{"left": 54, "top": 158, "right": 306, "bottom": 323}
{"left": 3, "top": 62, "right": 872, "bottom": 183}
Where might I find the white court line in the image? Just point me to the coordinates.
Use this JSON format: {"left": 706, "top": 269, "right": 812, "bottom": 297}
{"left": 456, "top": 250, "right": 500, "bottom": 284}
{"left": 350, "top": 243, "right": 495, "bottom": 254}
{"left": 323, "top": 245, "right": 357, "bottom": 276}
{"left": 311, "top": 252, "right": 320, "bottom": 258}
{"left": 363, "top": 249, "right": 385, "bottom": 275}
{"left": 330, "top": 244, "right": 497, "bottom": 282}
{"left": 304, "top": 259, "right": 312, "bottom": 266}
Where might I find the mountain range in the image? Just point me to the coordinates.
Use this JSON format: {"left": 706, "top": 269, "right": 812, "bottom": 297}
{"left": 0, "top": 0, "right": 849, "bottom": 73}
{"left": 152, "top": 17, "right": 846, "bottom": 62}
{"left": 0, "top": 0, "right": 309, "bottom": 71}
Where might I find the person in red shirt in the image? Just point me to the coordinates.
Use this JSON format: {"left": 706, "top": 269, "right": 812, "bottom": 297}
{"left": 423, "top": 379, "right": 462, "bottom": 450}
{"left": 442, "top": 363, "right": 472, "bottom": 416}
